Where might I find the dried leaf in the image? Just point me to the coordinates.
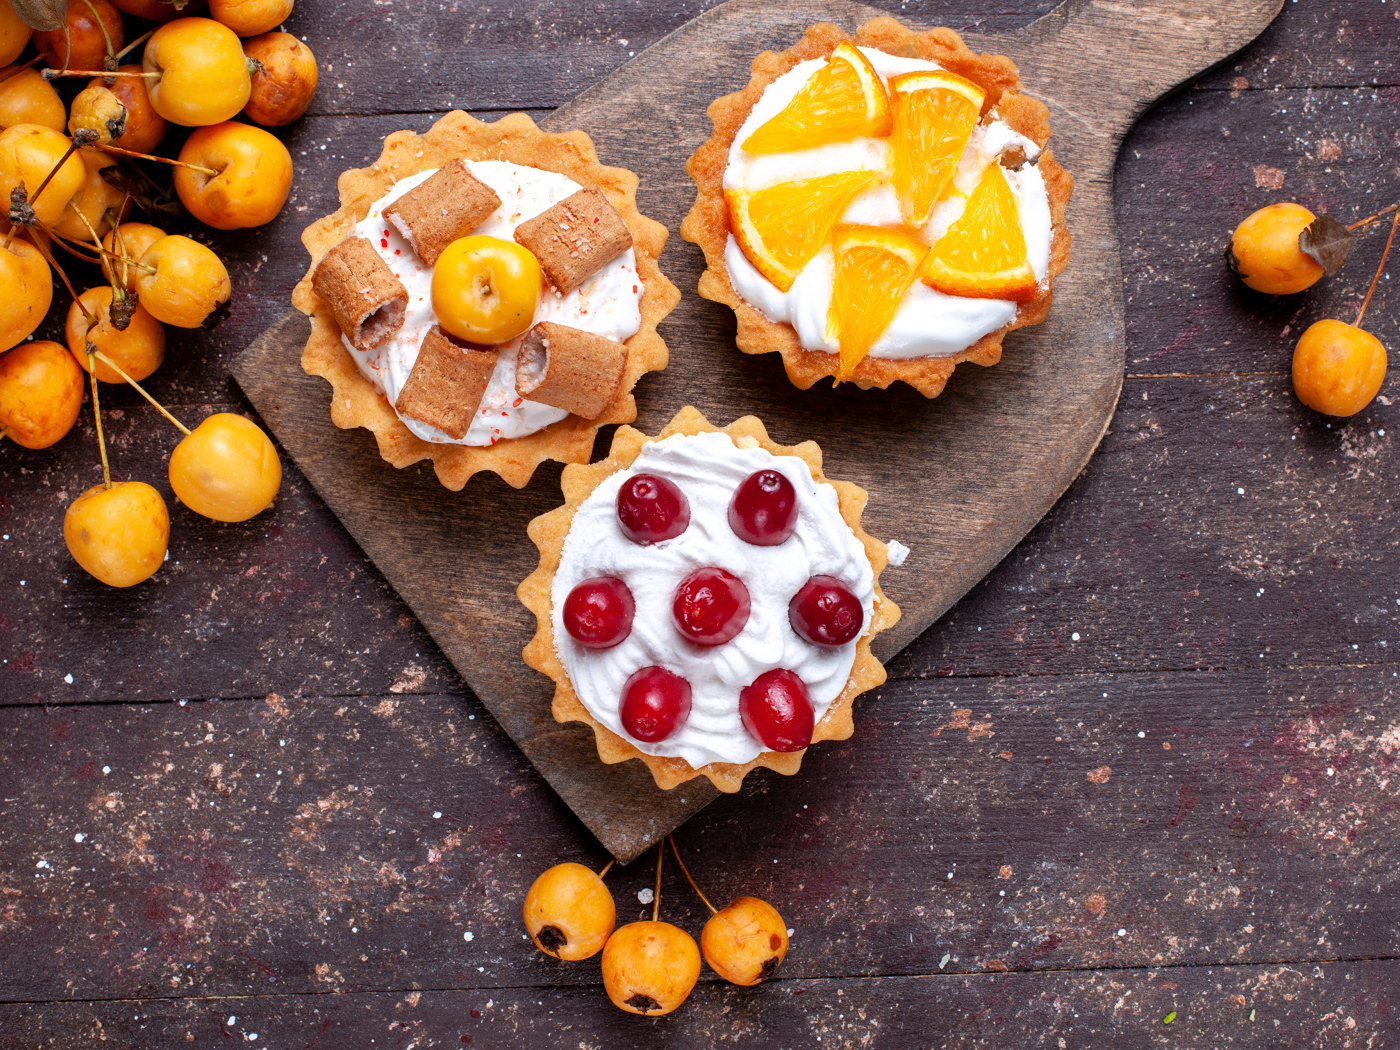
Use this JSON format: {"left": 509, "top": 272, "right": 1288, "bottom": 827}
{"left": 1299, "top": 214, "right": 1354, "bottom": 276}
{"left": 8, "top": 0, "right": 66, "bottom": 32}
{"left": 108, "top": 294, "right": 135, "bottom": 332}
{"left": 8, "top": 184, "right": 35, "bottom": 228}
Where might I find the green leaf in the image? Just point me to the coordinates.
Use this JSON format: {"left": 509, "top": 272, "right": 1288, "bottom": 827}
{"left": 1299, "top": 214, "right": 1355, "bottom": 277}
{"left": 1163, "top": 1011, "right": 1177, "bottom": 1025}
{"left": 8, "top": 0, "right": 67, "bottom": 33}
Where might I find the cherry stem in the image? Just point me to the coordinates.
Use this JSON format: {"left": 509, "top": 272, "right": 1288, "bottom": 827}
{"left": 97, "top": 143, "right": 218, "bottom": 177}
{"left": 27, "top": 140, "right": 79, "bottom": 215}
{"left": 0, "top": 57, "right": 43, "bottom": 87}
{"left": 43, "top": 69, "right": 158, "bottom": 81}
{"left": 1354, "top": 205, "right": 1399, "bottom": 331}
{"left": 114, "top": 26, "right": 155, "bottom": 63}
{"left": 91, "top": 350, "right": 191, "bottom": 437}
{"left": 82, "top": 0, "right": 117, "bottom": 66}
{"left": 86, "top": 354, "right": 112, "bottom": 489}
{"left": 668, "top": 836, "right": 717, "bottom": 915}
{"left": 1348, "top": 201, "right": 1400, "bottom": 232}
{"left": 27, "top": 228, "right": 96, "bottom": 323}
{"left": 597, "top": 859, "right": 615, "bottom": 880}
{"left": 652, "top": 843, "right": 663, "bottom": 923}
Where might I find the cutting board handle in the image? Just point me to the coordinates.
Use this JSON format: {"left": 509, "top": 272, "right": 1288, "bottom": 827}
{"left": 999, "top": 0, "right": 1283, "bottom": 134}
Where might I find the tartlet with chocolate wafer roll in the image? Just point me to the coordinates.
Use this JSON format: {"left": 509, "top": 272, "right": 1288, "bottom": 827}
{"left": 294, "top": 111, "right": 680, "bottom": 489}
{"left": 682, "top": 18, "right": 1073, "bottom": 398}
{"left": 519, "top": 407, "right": 901, "bottom": 792}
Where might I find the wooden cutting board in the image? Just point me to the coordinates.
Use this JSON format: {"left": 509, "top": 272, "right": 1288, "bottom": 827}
{"left": 231, "top": 0, "right": 1282, "bottom": 863}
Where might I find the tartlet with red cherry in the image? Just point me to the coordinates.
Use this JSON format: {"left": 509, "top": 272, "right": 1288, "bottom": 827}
{"left": 518, "top": 406, "right": 901, "bottom": 792}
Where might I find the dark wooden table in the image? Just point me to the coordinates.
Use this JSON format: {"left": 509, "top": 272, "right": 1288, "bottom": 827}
{"left": 2, "top": 0, "right": 1398, "bottom": 1045}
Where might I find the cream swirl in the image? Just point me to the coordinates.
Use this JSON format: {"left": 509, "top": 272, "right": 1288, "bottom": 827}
{"left": 344, "top": 161, "right": 644, "bottom": 446}
{"left": 722, "top": 47, "right": 1052, "bottom": 360}
{"left": 552, "top": 431, "right": 875, "bottom": 769}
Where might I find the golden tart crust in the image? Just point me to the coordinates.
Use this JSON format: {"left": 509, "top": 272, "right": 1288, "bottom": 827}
{"left": 681, "top": 18, "right": 1074, "bottom": 399}
{"left": 294, "top": 110, "right": 680, "bottom": 490}
{"left": 518, "top": 406, "right": 902, "bottom": 793}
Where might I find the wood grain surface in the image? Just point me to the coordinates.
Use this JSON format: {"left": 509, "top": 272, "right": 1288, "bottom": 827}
{"left": 231, "top": 0, "right": 1284, "bottom": 862}
{"left": 3, "top": 0, "right": 1399, "bottom": 1045}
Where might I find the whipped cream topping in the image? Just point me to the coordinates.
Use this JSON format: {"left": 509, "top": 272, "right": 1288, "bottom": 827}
{"left": 345, "top": 161, "right": 644, "bottom": 446}
{"left": 722, "top": 47, "right": 1053, "bottom": 360}
{"left": 552, "top": 431, "right": 876, "bottom": 769}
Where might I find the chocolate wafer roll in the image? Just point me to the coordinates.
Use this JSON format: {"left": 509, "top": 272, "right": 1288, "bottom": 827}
{"left": 395, "top": 326, "right": 498, "bottom": 439}
{"left": 515, "top": 321, "right": 628, "bottom": 420}
{"left": 513, "top": 188, "right": 633, "bottom": 296}
{"left": 311, "top": 236, "right": 408, "bottom": 351}
{"left": 382, "top": 160, "right": 502, "bottom": 265}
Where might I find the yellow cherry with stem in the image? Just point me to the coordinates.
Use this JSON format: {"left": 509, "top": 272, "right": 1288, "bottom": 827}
{"left": 0, "top": 124, "right": 88, "bottom": 228}
{"left": 62, "top": 340, "right": 169, "bottom": 589}
{"left": 669, "top": 835, "right": 789, "bottom": 986}
{"left": 523, "top": 859, "right": 616, "bottom": 961}
{"left": 1292, "top": 203, "right": 1396, "bottom": 417}
{"left": 600, "top": 843, "right": 701, "bottom": 1016}
{"left": 66, "top": 286, "right": 165, "bottom": 383}
{"left": 101, "top": 221, "right": 165, "bottom": 289}
{"left": 143, "top": 18, "right": 252, "bottom": 127}
{"left": 168, "top": 413, "right": 282, "bottom": 522}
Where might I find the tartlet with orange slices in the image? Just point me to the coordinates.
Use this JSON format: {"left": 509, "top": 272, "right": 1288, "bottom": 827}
{"left": 682, "top": 18, "right": 1073, "bottom": 398}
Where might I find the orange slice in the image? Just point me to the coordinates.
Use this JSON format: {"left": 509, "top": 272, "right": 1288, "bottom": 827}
{"left": 742, "top": 42, "right": 892, "bottom": 155}
{"left": 889, "top": 69, "right": 985, "bottom": 227}
{"left": 923, "top": 163, "right": 1038, "bottom": 302}
{"left": 828, "top": 224, "right": 928, "bottom": 379}
{"left": 726, "top": 170, "right": 881, "bottom": 292}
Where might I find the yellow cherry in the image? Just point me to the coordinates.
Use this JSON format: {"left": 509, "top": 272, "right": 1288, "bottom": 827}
{"left": 0, "top": 65, "right": 66, "bottom": 132}
{"left": 0, "top": 340, "right": 84, "bottom": 449}
{"left": 52, "top": 151, "right": 130, "bottom": 242}
{"left": 0, "top": 0, "right": 33, "bottom": 67}
{"left": 208, "top": 0, "right": 293, "bottom": 38}
{"left": 600, "top": 921, "right": 701, "bottom": 1016}
{"left": 66, "top": 286, "right": 165, "bottom": 383}
{"left": 144, "top": 17, "right": 252, "bottom": 127}
{"left": 1292, "top": 318, "right": 1387, "bottom": 417}
{"left": 0, "top": 238, "right": 54, "bottom": 353}
{"left": 432, "top": 235, "right": 540, "bottom": 345}
{"left": 102, "top": 221, "right": 166, "bottom": 289}
{"left": 134, "top": 234, "right": 231, "bottom": 328}
{"left": 1229, "top": 202, "right": 1325, "bottom": 295}
{"left": 700, "top": 896, "right": 789, "bottom": 986}
{"left": 242, "top": 32, "right": 317, "bottom": 126}
{"left": 168, "top": 413, "right": 281, "bottom": 522}
{"left": 522, "top": 862, "right": 616, "bottom": 961}
{"left": 64, "top": 482, "right": 170, "bottom": 587}
{"left": 0, "top": 124, "right": 88, "bottom": 227}
{"left": 174, "top": 120, "right": 292, "bottom": 229}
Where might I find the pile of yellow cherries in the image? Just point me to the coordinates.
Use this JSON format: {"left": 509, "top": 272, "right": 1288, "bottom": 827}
{"left": 523, "top": 836, "right": 790, "bottom": 1017}
{"left": 0, "top": 0, "right": 320, "bottom": 587}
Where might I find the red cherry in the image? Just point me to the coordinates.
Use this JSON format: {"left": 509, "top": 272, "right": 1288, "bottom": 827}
{"left": 789, "top": 575, "right": 864, "bottom": 646}
{"left": 740, "top": 669, "right": 814, "bottom": 752}
{"left": 673, "top": 567, "right": 751, "bottom": 646}
{"left": 616, "top": 474, "right": 690, "bottom": 545}
{"left": 728, "top": 469, "right": 798, "bottom": 546}
{"left": 620, "top": 666, "right": 692, "bottom": 742}
{"left": 562, "top": 577, "right": 635, "bottom": 649}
